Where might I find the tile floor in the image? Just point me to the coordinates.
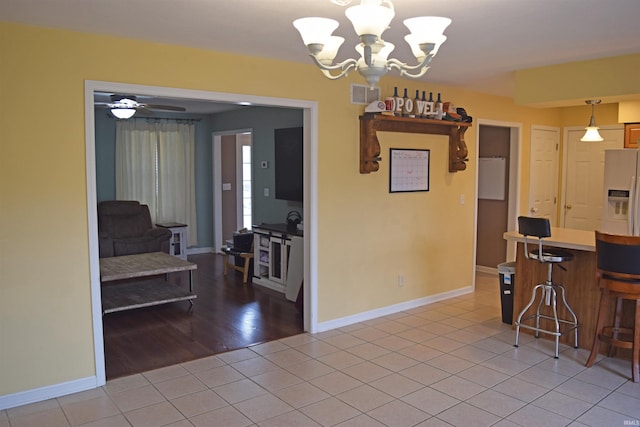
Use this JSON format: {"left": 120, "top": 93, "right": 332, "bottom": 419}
{"left": 2, "top": 272, "right": 639, "bottom": 427}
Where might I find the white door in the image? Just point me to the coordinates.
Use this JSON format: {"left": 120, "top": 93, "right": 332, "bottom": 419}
{"left": 528, "top": 126, "right": 559, "bottom": 222}
{"left": 563, "top": 127, "right": 624, "bottom": 230}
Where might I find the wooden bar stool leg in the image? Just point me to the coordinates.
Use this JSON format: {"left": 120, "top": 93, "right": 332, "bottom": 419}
{"left": 633, "top": 300, "right": 640, "bottom": 383}
{"left": 223, "top": 253, "right": 229, "bottom": 276}
{"left": 586, "top": 291, "right": 610, "bottom": 368}
{"left": 609, "top": 297, "right": 623, "bottom": 357}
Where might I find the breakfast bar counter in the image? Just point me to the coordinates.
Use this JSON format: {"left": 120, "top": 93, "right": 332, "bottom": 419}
{"left": 504, "top": 228, "right": 599, "bottom": 350}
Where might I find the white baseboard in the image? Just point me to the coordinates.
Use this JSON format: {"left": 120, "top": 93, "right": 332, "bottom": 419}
{"left": 186, "top": 247, "right": 214, "bottom": 255}
{"left": 316, "top": 286, "right": 473, "bottom": 333}
{"left": 476, "top": 265, "right": 498, "bottom": 275}
{"left": 0, "top": 376, "right": 98, "bottom": 410}
{"left": 2, "top": 284, "right": 472, "bottom": 410}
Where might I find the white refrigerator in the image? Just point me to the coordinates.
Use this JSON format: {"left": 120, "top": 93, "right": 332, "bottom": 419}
{"left": 602, "top": 149, "right": 640, "bottom": 236}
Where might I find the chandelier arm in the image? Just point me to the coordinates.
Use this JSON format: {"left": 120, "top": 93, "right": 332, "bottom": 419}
{"left": 309, "top": 55, "right": 358, "bottom": 73}
{"left": 398, "top": 66, "right": 430, "bottom": 79}
{"left": 386, "top": 54, "right": 434, "bottom": 73}
{"left": 320, "top": 69, "right": 352, "bottom": 80}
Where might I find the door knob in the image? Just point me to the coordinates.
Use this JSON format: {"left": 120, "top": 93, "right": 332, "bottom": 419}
{"left": 530, "top": 207, "right": 538, "bottom": 214}
{"left": 566, "top": 204, "right": 572, "bottom": 210}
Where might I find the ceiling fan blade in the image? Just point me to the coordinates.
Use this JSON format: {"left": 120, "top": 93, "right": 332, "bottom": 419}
{"left": 136, "top": 106, "right": 155, "bottom": 116}
{"left": 143, "top": 104, "right": 187, "bottom": 112}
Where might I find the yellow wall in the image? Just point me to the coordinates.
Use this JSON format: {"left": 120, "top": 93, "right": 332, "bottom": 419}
{"left": 514, "top": 54, "right": 640, "bottom": 107}
{"left": 619, "top": 101, "right": 640, "bottom": 123}
{"left": 0, "top": 22, "right": 623, "bottom": 398}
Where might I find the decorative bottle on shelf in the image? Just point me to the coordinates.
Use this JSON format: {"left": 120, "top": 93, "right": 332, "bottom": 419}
{"left": 426, "top": 92, "right": 435, "bottom": 116}
{"left": 420, "top": 91, "right": 427, "bottom": 118}
{"left": 393, "top": 86, "right": 403, "bottom": 116}
{"left": 413, "top": 90, "right": 421, "bottom": 118}
{"left": 408, "top": 90, "right": 420, "bottom": 117}
{"left": 402, "top": 88, "right": 411, "bottom": 117}
{"left": 436, "top": 92, "right": 443, "bottom": 115}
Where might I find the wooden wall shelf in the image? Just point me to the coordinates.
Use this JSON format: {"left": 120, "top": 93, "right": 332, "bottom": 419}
{"left": 359, "top": 114, "right": 472, "bottom": 174}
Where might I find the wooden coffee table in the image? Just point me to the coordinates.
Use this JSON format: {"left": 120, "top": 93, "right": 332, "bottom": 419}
{"left": 100, "top": 252, "right": 197, "bottom": 314}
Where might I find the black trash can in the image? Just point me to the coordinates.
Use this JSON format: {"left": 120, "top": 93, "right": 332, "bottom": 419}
{"left": 498, "top": 261, "right": 516, "bottom": 324}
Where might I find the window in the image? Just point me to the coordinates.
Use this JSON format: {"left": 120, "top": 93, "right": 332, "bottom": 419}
{"left": 115, "top": 119, "right": 198, "bottom": 245}
{"left": 237, "top": 134, "right": 253, "bottom": 230}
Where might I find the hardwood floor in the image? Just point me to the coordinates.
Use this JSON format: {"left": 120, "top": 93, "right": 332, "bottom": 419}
{"left": 102, "top": 253, "right": 304, "bottom": 379}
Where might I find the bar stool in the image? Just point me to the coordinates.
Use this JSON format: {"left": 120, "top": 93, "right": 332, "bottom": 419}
{"left": 514, "top": 216, "right": 579, "bottom": 358}
{"left": 585, "top": 231, "right": 640, "bottom": 383}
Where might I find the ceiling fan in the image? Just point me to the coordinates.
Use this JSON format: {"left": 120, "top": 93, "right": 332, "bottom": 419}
{"left": 95, "top": 94, "right": 186, "bottom": 119}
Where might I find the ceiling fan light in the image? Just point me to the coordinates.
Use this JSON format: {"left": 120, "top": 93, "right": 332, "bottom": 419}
{"left": 345, "top": 0, "right": 395, "bottom": 38}
{"left": 111, "top": 108, "right": 136, "bottom": 119}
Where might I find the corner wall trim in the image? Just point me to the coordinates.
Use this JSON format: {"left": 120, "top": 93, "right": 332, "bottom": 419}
{"left": 315, "top": 286, "right": 473, "bottom": 333}
{"left": 0, "top": 376, "right": 98, "bottom": 410}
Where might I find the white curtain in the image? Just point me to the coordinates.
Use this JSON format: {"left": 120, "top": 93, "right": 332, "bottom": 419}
{"left": 115, "top": 119, "right": 198, "bottom": 246}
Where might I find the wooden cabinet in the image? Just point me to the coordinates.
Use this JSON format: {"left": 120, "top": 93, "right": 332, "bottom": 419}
{"left": 624, "top": 123, "right": 640, "bottom": 148}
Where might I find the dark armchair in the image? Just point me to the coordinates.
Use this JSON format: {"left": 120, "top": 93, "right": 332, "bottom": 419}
{"left": 98, "top": 200, "right": 172, "bottom": 258}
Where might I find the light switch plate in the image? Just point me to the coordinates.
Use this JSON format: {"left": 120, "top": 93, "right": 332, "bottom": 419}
{"left": 222, "top": 183, "right": 232, "bottom": 191}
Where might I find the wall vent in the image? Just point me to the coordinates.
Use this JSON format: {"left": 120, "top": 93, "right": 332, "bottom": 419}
{"left": 351, "top": 84, "right": 380, "bottom": 105}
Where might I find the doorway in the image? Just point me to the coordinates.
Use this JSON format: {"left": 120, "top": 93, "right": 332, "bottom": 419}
{"left": 213, "top": 130, "right": 254, "bottom": 249}
{"left": 85, "top": 80, "right": 318, "bottom": 386}
{"left": 475, "top": 120, "right": 521, "bottom": 273}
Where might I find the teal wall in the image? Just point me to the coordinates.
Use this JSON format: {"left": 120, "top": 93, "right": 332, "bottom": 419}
{"left": 209, "top": 106, "right": 303, "bottom": 225}
{"left": 94, "top": 106, "right": 303, "bottom": 249}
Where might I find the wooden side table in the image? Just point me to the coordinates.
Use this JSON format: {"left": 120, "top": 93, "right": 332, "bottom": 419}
{"left": 156, "top": 222, "right": 188, "bottom": 260}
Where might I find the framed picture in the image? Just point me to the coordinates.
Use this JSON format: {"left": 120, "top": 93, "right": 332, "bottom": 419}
{"left": 389, "top": 148, "right": 430, "bottom": 193}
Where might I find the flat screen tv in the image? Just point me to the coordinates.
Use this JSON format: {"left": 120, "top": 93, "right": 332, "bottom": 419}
{"left": 274, "top": 127, "right": 303, "bottom": 202}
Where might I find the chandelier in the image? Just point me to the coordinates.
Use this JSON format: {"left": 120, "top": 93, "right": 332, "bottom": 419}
{"left": 293, "top": 0, "right": 451, "bottom": 88}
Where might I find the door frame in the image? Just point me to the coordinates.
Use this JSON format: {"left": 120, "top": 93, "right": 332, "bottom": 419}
{"left": 213, "top": 129, "right": 253, "bottom": 252}
{"left": 85, "top": 80, "right": 318, "bottom": 387}
{"left": 474, "top": 119, "right": 522, "bottom": 271}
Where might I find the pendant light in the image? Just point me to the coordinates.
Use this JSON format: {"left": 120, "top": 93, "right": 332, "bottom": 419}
{"left": 580, "top": 100, "right": 603, "bottom": 142}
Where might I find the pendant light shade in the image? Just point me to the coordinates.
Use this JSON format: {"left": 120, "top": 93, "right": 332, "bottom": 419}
{"left": 580, "top": 100, "right": 603, "bottom": 142}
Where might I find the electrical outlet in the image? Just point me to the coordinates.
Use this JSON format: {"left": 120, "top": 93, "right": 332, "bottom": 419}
{"left": 397, "top": 274, "right": 404, "bottom": 287}
{"left": 264, "top": 188, "right": 269, "bottom": 197}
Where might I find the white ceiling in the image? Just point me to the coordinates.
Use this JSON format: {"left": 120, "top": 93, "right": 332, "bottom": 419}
{"left": 4, "top": 0, "right": 640, "bottom": 111}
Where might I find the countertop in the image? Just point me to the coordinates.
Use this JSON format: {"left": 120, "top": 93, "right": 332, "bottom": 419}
{"left": 503, "top": 227, "right": 595, "bottom": 252}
